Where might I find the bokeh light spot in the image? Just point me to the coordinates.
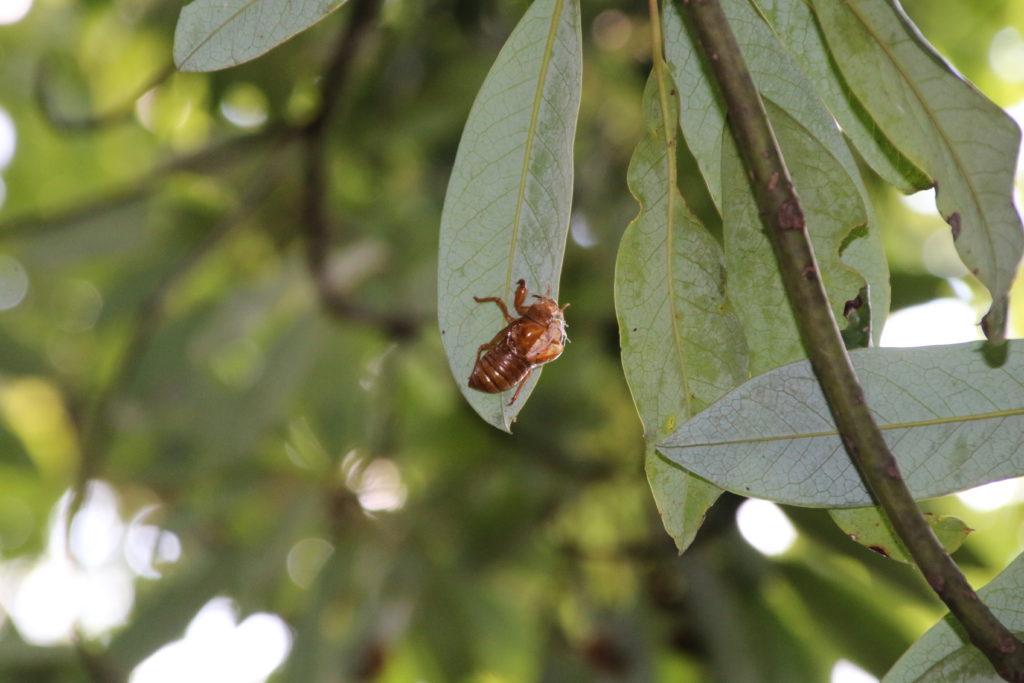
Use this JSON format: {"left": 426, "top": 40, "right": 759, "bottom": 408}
{"left": 956, "top": 478, "right": 1021, "bottom": 512}
{"left": 0, "top": 255, "right": 29, "bottom": 310}
{"left": 0, "top": 108, "right": 16, "bottom": 169}
{"left": 736, "top": 499, "right": 797, "bottom": 556}
{"left": 0, "top": 0, "right": 32, "bottom": 26}
{"left": 831, "top": 658, "right": 878, "bottom": 683}
{"left": 880, "top": 299, "right": 982, "bottom": 348}
{"left": 219, "top": 82, "right": 269, "bottom": 129}
{"left": 130, "top": 598, "right": 292, "bottom": 683}
{"left": 989, "top": 27, "right": 1024, "bottom": 84}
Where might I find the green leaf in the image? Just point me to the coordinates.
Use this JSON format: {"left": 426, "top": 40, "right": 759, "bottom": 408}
{"left": 616, "top": 72, "right": 748, "bottom": 441}
{"left": 721, "top": 100, "right": 883, "bottom": 373}
{"left": 658, "top": 341, "right": 1024, "bottom": 507}
{"left": 883, "top": 550, "right": 1024, "bottom": 682}
{"left": 174, "top": 0, "right": 347, "bottom": 72}
{"left": 437, "top": 0, "right": 582, "bottom": 432}
{"left": 811, "top": 0, "right": 1024, "bottom": 343}
{"left": 662, "top": 0, "right": 889, "bottom": 352}
{"left": 830, "top": 507, "right": 972, "bottom": 564}
{"left": 615, "top": 69, "right": 746, "bottom": 551}
{"left": 751, "top": 0, "right": 931, "bottom": 194}
{"left": 646, "top": 450, "right": 722, "bottom": 553}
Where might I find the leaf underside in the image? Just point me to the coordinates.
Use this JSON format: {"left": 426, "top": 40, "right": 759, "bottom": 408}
{"left": 615, "top": 70, "right": 748, "bottom": 552}
{"left": 884, "top": 549, "right": 1024, "bottom": 681}
{"left": 437, "top": 0, "right": 582, "bottom": 432}
{"left": 174, "top": 0, "right": 347, "bottom": 72}
{"left": 811, "top": 0, "right": 1024, "bottom": 341}
{"left": 659, "top": 341, "right": 1024, "bottom": 508}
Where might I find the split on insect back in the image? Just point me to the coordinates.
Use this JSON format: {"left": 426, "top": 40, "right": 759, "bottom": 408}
{"left": 436, "top": 0, "right": 582, "bottom": 432}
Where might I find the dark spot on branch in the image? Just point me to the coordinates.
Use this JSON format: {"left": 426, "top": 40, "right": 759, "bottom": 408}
{"left": 926, "top": 572, "right": 946, "bottom": 592}
{"left": 776, "top": 197, "right": 804, "bottom": 231}
{"left": 801, "top": 264, "right": 816, "bottom": 280}
{"left": 867, "top": 545, "right": 890, "bottom": 558}
{"left": 767, "top": 171, "right": 778, "bottom": 191}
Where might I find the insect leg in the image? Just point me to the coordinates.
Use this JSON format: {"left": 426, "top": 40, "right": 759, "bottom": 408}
{"left": 507, "top": 367, "right": 533, "bottom": 406}
{"left": 473, "top": 295, "right": 515, "bottom": 323}
{"left": 512, "top": 279, "right": 530, "bottom": 315}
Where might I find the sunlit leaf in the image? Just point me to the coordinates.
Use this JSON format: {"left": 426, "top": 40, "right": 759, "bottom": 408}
{"left": 721, "top": 101, "right": 881, "bottom": 374}
{"left": 174, "top": 0, "right": 347, "bottom": 72}
{"left": 751, "top": 0, "right": 931, "bottom": 194}
{"left": 663, "top": 0, "right": 889, "bottom": 353}
{"left": 811, "top": 0, "right": 1024, "bottom": 343}
{"left": 883, "top": 549, "right": 1024, "bottom": 681}
{"left": 658, "top": 341, "right": 1024, "bottom": 507}
{"left": 437, "top": 0, "right": 582, "bottom": 432}
{"left": 646, "top": 450, "right": 722, "bottom": 554}
{"left": 615, "top": 70, "right": 747, "bottom": 551}
{"left": 830, "top": 507, "right": 972, "bottom": 564}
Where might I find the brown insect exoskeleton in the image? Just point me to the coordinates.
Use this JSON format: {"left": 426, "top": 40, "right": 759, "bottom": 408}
{"left": 468, "top": 279, "right": 569, "bottom": 406}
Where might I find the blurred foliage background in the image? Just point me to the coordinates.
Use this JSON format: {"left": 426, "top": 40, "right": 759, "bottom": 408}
{"left": 0, "top": 0, "right": 1023, "bottom": 681}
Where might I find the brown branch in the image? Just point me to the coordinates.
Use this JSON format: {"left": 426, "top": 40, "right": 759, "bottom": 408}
{"left": 300, "top": 0, "right": 421, "bottom": 341}
{"left": 35, "top": 59, "right": 176, "bottom": 132}
{"left": 0, "top": 126, "right": 291, "bottom": 240}
{"left": 678, "top": 0, "right": 1024, "bottom": 679}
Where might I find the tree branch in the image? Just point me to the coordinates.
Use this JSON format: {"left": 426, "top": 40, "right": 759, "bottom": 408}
{"left": 300, "top": 0, "right": 421, "bottom": 341}
{"left": 34, "top": 59, "right": 175, "bottom": 132}
{"left": 0, "top": 126, "right": 289, "bottom": 240}
{"left": 678, "top": 0, "right": 1024, "bottom": 679}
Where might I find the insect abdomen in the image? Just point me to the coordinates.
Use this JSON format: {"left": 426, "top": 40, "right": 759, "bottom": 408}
{"left": 468, "top": 347, "right": 530, "bottom": 393}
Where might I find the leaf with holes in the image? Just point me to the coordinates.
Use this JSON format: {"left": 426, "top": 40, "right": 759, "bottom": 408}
{"left": 662, "top": 0, "right": 889, "bottom": 354}
{"left": 811, "top": 0, "right": 1024, "bottom": 343}
{"left": 658, "top": 341, "right": 1024, "bottom": 507}
{"left": 721, "top": 100, "right": 880, "bottom": 374}
{"left": 174, "top": 0, "right": 347, "bottom": 72}
{"left": 830, "top": 507, "right": 971, "bottom": 564}
{"left": 437, "top": 0, "right": 581, "bottom": 432}
{"left": 615, "top": 70, "right": 747, "bottom": 552}
{"left": 751, "top": 0, "right": 931, "bottom": 195}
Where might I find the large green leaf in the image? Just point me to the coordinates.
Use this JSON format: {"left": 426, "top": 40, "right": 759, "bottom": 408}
{"left": 883, "top": 550, "right": 1024, "bottom": 681}
{"left": 751, "top": 0, "right": 931, "bottom": 194}
{"left": 646, "top": 450, "right": 723, "bottom": 553}
{"left": 721, "top": 100, "right": 879, "bottom": 374}
{"left": 437, "top": 0, "right": 581, "bottom": 432}
{"left": 811, "top": 0, "right": 1024, "bottom": 342}
{"left": 658, "top": 341, "right": 1024, "bottom": 507}
{"left": 615, "top": 71, "right": 747, "bottom": 552}
{"left": 174, "top": 0, "right": 347, "bottom": 72}
{"left": 663, "top": 0, "right": 889, "bottom": 353}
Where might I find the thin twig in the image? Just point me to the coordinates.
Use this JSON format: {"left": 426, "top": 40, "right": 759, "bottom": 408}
{"left": 678, "top": 0, "right": 1024, "bottom": 679}
{"left": 35, "top": 59, "right": 176, "bottom": 132}
{"left": 0, "top": 126, "right": 290, "bottom": 240}
{"left": 300, "top": 0, "right": 421, "bottom": 341}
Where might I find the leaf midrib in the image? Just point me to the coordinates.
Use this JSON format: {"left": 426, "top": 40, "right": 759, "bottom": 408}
{"left": 661, "top": 405, "right": 1024, "bottom": 450}
{"left": 652, "top": 60, "right": 693, "bottom": 422}
{"left": 504, "top": 0, "right": 565, "bottom": 298}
